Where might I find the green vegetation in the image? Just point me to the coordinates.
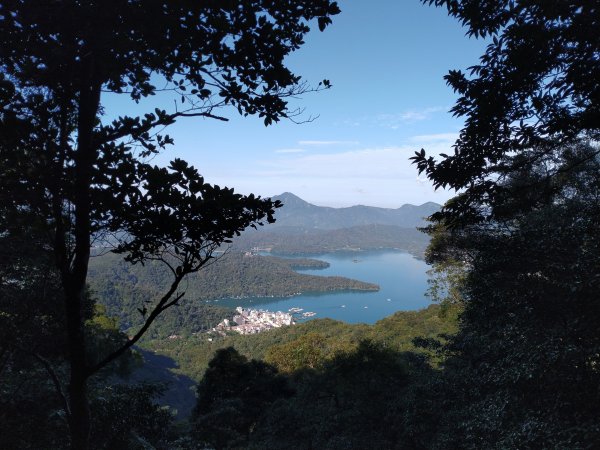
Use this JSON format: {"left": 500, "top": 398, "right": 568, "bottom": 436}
{"left": 234, "top": 224, "right": 430, "bottom": 258}
{"left": 0, "top": 218, "right": 140, "bottom": 448}
{"left": 423, "top": 144, "right": 600, "bottom": 448}
{"left": 182, "top": 2, "right": 600, "bottom": 447}
{"left": 88, "top": 251, "right": 377, "bottom": 338}
{"left": 190, "top": 348, "right": 293, "bottom": 449}
{"left": 186, "top": 339, "right": 444, "bottom": 449}
{"left": 140, "top": 304, "right": 458, "bottom": 382}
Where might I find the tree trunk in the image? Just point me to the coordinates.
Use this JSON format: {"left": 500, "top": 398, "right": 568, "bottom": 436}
{"left": 64, "top": 277, "right": 92, "bottom": 449}
{"left": 63, "top": 54, "right": 101, "bottom": 449}
{"left": 67, "top": 361, "right": 91, "bottom": 450}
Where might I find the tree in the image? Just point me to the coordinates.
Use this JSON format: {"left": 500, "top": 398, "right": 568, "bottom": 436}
{"left": 0, "top": 228, "right": 71, "bottom": 449}
{"left": 0, "top": 1, "right": 339, "bottom": 448}
{"left": 0, "top": 207, "right": 153, "bottom": 448}
{"left": 424, "top": 222, "right": 468, "bottom": 315}
{"left": 251, "top": 341, "right": 440, "bottom": 449}
{"left": 89, "top": 383, "right": 176, "bottom": 450}
{"left": 413, "top": 0, "right": 600, "bottom": 225}
{"left": 429, "top": 144, "right": 600, "bottom": 448}
{"left": 410, "top": 2, "right": 600, "bottom": 446}
{"left": 191, "top": 347, "right": 292, "bottom": 449}
{"left": 265, "top": 332, "right": 329, "bottom": 372}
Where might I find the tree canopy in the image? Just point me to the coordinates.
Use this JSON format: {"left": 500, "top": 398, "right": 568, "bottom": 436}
{"left": 0, "top": 1, "right": 339, "bottom": 448}
{"left": 427, "top": 143, "right": 600, "bottom": 448}
{"left": 412, "top": 1, "right": 600, "bottom": 446}
{"left": 413, "top": 0, "right": 599, "bottom": 224}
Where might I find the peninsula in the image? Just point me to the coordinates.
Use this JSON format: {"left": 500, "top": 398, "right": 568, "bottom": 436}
{"left": 87, "top": 251, "right": 379, "bottom": 335}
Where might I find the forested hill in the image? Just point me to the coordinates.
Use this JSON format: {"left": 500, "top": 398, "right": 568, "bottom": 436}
{"left": 268, "top": 192, "right": 440, "bottom": 229}
{"left": 143, "top": 303, "right": 459, "bottom": 384}
{"left": 135, "top": 303, "right": 460, "bottom": 419}
{"left": 234, "top": 223, "right": 430, "bottom": 257}
{"left": 87, "top": 252, "right": 378, "bottom": 337}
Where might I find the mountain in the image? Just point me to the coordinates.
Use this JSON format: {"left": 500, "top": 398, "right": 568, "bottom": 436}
{"left": 269, "top": 192, "right": 440, "bottom": 229}
{"left": 234, "top": 224, "right": 430, "bottom": 257}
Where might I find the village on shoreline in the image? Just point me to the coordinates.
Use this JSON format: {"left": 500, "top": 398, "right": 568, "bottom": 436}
{"left": 212, "top": 306, "right": 316, "bottom": 335}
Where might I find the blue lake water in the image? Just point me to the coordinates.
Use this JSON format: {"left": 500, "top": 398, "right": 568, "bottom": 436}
{"left": 218, "top": 250, "right": 432, "bottom": 324}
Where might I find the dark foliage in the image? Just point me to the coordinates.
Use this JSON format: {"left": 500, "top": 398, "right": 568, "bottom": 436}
{"left": 89, "top": 384, "right": 175, "bottom": 450}
{"left": 429, "top": 144, "right": 600, "bottom": 448}
{"left": 191, "top": 348, "right": 293, "bottom": 449}
{"left": 190, "top": 342, "right": 442, "bottom": 450}
{"left": 413, "top": 0, "right": 600, "bottom": 225}
{"left": 0, "top": 215, "right": 161, "bottom": 449}
{"left": 1, "top": 1, "right": 339, "bottom": 447}
{"left": 412, "top": 2, "right": 600, "bottom": 447}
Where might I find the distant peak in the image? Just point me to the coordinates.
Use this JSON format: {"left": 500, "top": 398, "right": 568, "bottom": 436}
{"left": 276, "top": 191, "right": 300, "bottom": 199}
{"left": 271, "top": 192, "right": 311, "bottom": 206}
{"left": 398, "top": 201, "right": 441, "bottom": 210}
{"left": 270, "top": 193, "right": 440, "bottom": 211}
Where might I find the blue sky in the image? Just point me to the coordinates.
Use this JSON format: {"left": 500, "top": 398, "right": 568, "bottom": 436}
{"left": 104, "top": 1, "right": 487, "bottom": 208}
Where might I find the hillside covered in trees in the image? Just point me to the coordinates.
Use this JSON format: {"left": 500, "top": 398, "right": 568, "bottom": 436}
{"left": 88, "top": 252, "right": 378, "bottom": 337}
{"left": 233, "top": 223, "right": 431, "bottom": 257}
{"left": 228, "top": 192, "right": 433, "bottom": 258}
{"left": 142, "top": 303, "right": 458, "bottom": 384}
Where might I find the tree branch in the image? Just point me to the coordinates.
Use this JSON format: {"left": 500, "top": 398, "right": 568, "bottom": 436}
{"left": 86, "top": 274, "right": 186, "bottom": 376}
{"left": 11, "top": 346, "right": 71, "bottom": 420}
{"left": 98, "top": 110, "right": 228, "bottom": 146}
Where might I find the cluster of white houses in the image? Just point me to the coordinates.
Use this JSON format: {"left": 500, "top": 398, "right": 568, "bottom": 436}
{"left": 213, "top": 307, "right": 295, "bottom": 335}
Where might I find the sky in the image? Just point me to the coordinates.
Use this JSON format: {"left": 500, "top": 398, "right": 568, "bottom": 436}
{"left": 104, "top": 1, "right": 487, "bottom": 208}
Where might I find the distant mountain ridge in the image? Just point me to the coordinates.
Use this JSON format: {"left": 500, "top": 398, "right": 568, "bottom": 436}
{"left": 269, "top": 192, "right": 440, "bottom": 229}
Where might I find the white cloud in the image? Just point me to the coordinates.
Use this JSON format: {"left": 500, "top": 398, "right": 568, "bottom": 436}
{"left": 298, "top": 140, "right": 360, "bottom": 146}
{"left": 258, "top": 147, "right": 417, "bottom": 179}
{"left": 200, "top": 136, "right": 456, "bottom": 207}
{"left": 410, "top": 132, "right": 458, "bottom": 143}
{"left": 274, "top": 148, "right": 305, "bottom": 154}
{"left": 416, "top": 175, "right": 428, "bottom": 184}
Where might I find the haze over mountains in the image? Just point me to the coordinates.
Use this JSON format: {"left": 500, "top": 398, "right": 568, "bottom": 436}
{"left": 233, "top": 193, "right": 439, "bottom": 257}
{"left": 268, "top": 192, "right": 440, "bottom": 229}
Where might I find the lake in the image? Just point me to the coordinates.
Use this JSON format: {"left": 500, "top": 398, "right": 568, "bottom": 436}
{"left": 218, "top": 250, "right": 432, "bottom": 324}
